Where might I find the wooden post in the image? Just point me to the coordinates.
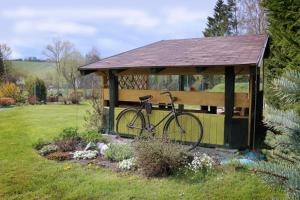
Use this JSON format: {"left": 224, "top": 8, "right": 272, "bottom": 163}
{"left": 108, "top": 70, "right": 118, "bottom": 133}
{"left": 248, "top": 66, "right": 260, "bottom": 149}
{"left": 178, "top": 75, "right": 184, "bottom": 112}
{"left": 224, "top": 66, "right": 235, "bottom": 147}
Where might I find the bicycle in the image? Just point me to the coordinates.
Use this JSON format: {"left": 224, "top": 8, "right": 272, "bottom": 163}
{"left": 115, "top": 91, "right": 204, "bottom": 150}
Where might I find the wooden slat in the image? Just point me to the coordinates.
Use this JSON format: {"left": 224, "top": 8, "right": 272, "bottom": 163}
{"left": 114, "top": 108, "right": 225, "bottom": 145}
{"left": 103, "top": 89, "right": 249, "bottom": 107}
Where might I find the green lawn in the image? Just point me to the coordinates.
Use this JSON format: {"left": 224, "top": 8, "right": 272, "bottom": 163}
{"left": 0, "top": 105, "right": 286, "bottom": 200}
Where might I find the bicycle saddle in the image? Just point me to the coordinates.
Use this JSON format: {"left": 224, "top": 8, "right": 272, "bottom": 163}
{"left": 139, "top": 95, "right": 152, "bottom": 101}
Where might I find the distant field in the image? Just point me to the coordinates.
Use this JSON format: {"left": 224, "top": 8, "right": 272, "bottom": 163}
{"left": 11, "top": 61, "right": 56, "bottom": 78}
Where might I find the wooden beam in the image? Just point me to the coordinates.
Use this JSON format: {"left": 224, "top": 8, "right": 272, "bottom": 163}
{"left": 150, "top": 67, "right": 165, "bottom": 74}
{"left": 108, "top": 70, "right": 118, "bottom": 133}
{"left": 224, "top": 66, "right": 235, "bottom": 147}
{"left": 103, "top": 88, "right": 249, "bottom": 107}
{"left": 196, "top": 67, "right": 208, "bottom": 73}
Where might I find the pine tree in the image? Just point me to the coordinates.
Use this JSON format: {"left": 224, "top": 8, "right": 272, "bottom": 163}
{"left": 262, "top": 0, "right": 300, "bottom": 108}
{"left": 253, "top": 69, "right": 300, "bottom": 199}
{"left": 203, "top": 0, "right": 230, "bottom": 37}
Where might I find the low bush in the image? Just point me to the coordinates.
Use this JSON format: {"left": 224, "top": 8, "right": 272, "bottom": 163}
{"left": 73, "top": 150, "right": 98, "bottom": 160}
{"left": 39, "top": 144, "right": 58, "bottom": 156}
{"left": 32, "top": 138, "right": 51, "bottom": 150}
{"left": 47, "top": 152, "right": 72, "bottom": 161}
{"left": 28, "top": 96, "right": 38, "bottom": 105}
{"left": 0, "top": 97, "right": 16, "bottom": 106}
{"left": 57, "top": 127, "right": 79, "bottom": 140}
{"left": 80, "top": 130, "right": 103, "bottom": 143}
{"left": 104, "top": 143, "right": 134, "bottom": 162}
{"left": 133, "top": 136, "right": 188, "bottom": 177}
{"left": 0, "top": 83, "right": 20, "bottom": 99}
{"left": 55, "top": 138, "right": 78, "bottom": 152}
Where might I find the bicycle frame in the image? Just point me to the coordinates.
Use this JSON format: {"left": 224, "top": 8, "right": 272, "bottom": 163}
{"left": 128, "top": 92, "right": 185, "bottom": 134}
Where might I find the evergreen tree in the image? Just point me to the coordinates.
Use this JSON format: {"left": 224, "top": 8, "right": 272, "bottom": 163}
{"left": 262, "top": 0, "right": 300, "bottom": 107}
{"left": 203, "top": 0, "right": 230, "bottom": 37}
{"left": 253, "top": 69, "right": 300, "bottom": 199}
{"left": 25, "top": 77, "right": 47, "bottom": 102}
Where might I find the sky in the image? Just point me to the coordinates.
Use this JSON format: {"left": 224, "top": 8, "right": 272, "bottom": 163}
{"left": 0, "top": 0, "right": 217, "bottom": 59}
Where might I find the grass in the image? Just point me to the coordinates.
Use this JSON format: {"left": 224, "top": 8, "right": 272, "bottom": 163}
{"left": 210, "top": 82, "right": 249, "bottom": 93}
{"left": 0, "top": 105, "right": 286, "bottom": 199}
{"left": 11, "top": 61, "right": 55, "bottom": 78}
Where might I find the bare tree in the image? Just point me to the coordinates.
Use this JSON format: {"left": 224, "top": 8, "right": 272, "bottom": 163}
{"left": 237, "top": 0, "right": 267, "bottom": 34}
{"left": 0, "top": 44, "right": 12, "bottom": 83}
{"left": 85, "top": 47, "right": 101, "bottom": 64}
{"left": 44, "top": 39, "right": 74, "bottom": 94}
{"left": 61, "top": 49, "right": 84, "bottom": 103}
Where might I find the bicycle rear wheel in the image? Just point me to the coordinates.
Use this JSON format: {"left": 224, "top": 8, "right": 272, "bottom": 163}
{"left": 116, "top": 108, "right": 145, "bottom": 136}
{"left": 163, "top": 113, "right": 203, "bottom": 150}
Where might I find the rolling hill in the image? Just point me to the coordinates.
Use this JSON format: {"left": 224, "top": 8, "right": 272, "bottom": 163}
{"left": 11, "top": 61, "right": 56, "bottom": 78}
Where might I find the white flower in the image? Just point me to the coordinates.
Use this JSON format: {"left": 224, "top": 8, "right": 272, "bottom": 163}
{"left": 118, "top": 158, "right": 136, "bottom": 171}
{"left": 73, "top": 150, "right": 98, "bottom": 160}
{"left": 187, "top": 153, "right": 215, "bottom": 172}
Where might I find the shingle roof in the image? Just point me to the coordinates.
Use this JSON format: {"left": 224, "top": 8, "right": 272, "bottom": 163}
{"left": 80, "top": 34, "right": 268, "bottom": 71}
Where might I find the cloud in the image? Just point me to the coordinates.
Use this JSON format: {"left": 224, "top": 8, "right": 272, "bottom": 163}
{"left": 1, "top": 7, "right": 160, "bottom": 29}
{"left": 14, "top": 20, "right": 97, "bottom": 35}
{"left": 164, "top": 7, "right": 209, "bottom": 25}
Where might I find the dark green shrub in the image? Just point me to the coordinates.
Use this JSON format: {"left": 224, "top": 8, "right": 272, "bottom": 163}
{"left": 104, "top": 143, "right": 134, "bottom": 162}
{"left": 80, "top": 130, "right": 102, "bottom": 143}
{"left": 80, "top": 130, "right": 110, "bottom": 144}
{"left": 25, "top": 77, "right": 47, "bottom": 102}
{"left": 32, "top": 138, "right": 51, "bottom": 150}
{"left": 47, "top": 152, "right": 72, "bottom": 161}
{"left": 133, "top": 136, "right": 188, "bottom": 177}
{"left": 57, "top": 127, "right": 79, "bottom": 140}
{"left": 54, "top": 138, "right": 78, "bottom": 152}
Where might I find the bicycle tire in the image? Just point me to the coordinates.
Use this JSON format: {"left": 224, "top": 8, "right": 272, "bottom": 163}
{"left": 163, "top": 112, "right": 203, "bottom": 150}
{"left": 116, "top": 108, "right": 145, "bottom": 136}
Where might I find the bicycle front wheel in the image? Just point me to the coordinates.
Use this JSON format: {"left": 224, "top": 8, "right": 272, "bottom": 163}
{"left": 163, "top": 113, "right": 203, "bottom": 150}
{"left": 116, "top": 108, "right": 145, "bottom": 137}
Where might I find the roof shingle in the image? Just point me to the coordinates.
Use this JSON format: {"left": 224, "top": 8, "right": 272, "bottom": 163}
{"left": 80, "top": 34, "right": 268, "bottom": 71}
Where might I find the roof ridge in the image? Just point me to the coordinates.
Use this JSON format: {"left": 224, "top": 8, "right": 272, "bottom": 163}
{"left": 159, "top": 34, "right": 267, "bottom": 42}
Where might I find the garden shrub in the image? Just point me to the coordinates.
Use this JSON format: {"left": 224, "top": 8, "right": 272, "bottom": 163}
{"left": 0, "top": 97, "right": 16, "bottom": 106}
{"left": 133, "top": 136, "right": 188, "bottom": 177}
{"left": 39, "top": 144, "right": 58, "bottom": 156}
{"left": 54, "top": 138, "right": 78, "bottom": 152}
{"left": 32, "top": 138, "right": 51, "bottom": 150}
{"left": 104, "top": 143, "right": 134, "bottom": 162}
{"left": 25, "top": 77, "right": 47, "bottom": 102}
{"left": 0, "top": 82, "right": 20, "bottom": 99}
{"left": 80, "top": 130, "right": 103, "bottom": 143}
{"left": 57, "top": 127, "right": 79, "bottom": 140}
{"left": 47, "top": 152, "right": 72, "bottom": 161}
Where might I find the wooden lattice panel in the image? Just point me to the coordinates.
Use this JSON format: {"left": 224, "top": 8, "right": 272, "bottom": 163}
{"left": 118, "top": 75, "right": 148, "bottom": 89}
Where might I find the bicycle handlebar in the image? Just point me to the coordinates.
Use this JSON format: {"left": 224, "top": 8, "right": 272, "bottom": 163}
{"left": 160, "top": 91, "right": 177, "bottom": 103}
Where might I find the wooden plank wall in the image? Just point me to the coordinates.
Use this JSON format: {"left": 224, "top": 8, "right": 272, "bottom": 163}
{"left": 114, "top": 107, "right": 225, "bottom": 145}
{"left": 104, "top": 89, "right": 249, "bottom": 108}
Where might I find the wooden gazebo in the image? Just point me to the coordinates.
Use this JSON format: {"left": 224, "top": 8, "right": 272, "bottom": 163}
{"left": 79, "top": 34, "right": 268, "bottom": 149}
